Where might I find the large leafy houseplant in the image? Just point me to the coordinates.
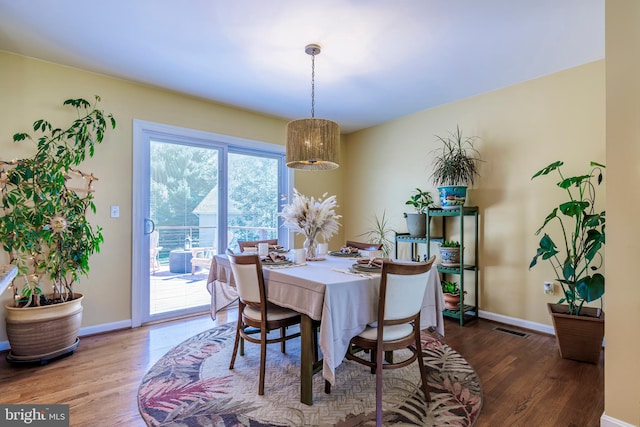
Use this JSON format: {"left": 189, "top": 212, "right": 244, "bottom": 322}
{"left": 529, "top": 161, "right": 605, "bottom": 316}
{"left": 0, "top": 96, "right": 116, "bottom": 307}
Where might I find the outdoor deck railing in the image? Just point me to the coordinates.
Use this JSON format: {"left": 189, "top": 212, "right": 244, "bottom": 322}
{"left": 154, "top": 225, "right": 277, "bottom": 263}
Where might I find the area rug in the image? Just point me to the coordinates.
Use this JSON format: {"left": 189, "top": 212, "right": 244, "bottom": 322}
{"left": 138, "top": 323, "right": 482, "bottom": 426}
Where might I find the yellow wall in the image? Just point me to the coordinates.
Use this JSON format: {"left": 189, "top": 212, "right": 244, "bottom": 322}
{"left": 345, "top": 61, "right": 605, "bottom": 327}
{"left": 604, "top": 1, "right": 640, "bottom": 425}
{"left": 0, "top": 51, "right": 345, "bottom": 339}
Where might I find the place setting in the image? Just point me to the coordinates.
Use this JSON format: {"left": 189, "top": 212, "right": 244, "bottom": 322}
{"left": 328, "top": 244, "right": 362, "bottom": 258}
{"left": 351, "top": 257, "right": 384, "bottom": 273}
{"left": 260, "top": 250, "right": 309, "bottom": 269}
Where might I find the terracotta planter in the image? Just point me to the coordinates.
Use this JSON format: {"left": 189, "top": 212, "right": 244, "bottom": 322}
{"left": 5, "top": 294, "right": 83, "bottom": 363}
{"left": 443, "top": 292, "right": 466, "bottom": 310}
{"left": 547, "top": 303, "right": 604, "bottom": 364}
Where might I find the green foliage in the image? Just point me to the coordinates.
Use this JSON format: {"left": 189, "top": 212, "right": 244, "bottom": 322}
{"left": 358, "top": 210, "right": 395, "bottom": 258}
{"left": 441, "top": 280, "right": 459, "bottom": 294}
{"left": 430, "top": 125, "right": 482, "bottom": 187}
{"left": 404, "top": 188, "right": 435, "bottom": 214}
{"left": 529, "top": 161, "right": 605, "bottom": 316}
{"left": 0, "top": 96, "right": 116, "bottom": 307}
{"left": 440, "top": 240, "right": 461, "bottom": 248}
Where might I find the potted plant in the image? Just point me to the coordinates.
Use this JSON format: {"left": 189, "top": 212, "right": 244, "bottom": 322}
{"left": 403, "top": 188, "right": 435, "bottom": 236}
{"left": 0, "top": 96, "right": 116, "bottom": 363}
{"left": 358, "top": 210, "right": 395, "bottom": 258}
{"left": 439, "top": 240, "right": 461, "bottom": 266}
{"left": 529, "top": 161, "right": 605, "bottom": 364}
{"left": 441, "top": 280, "right": 466, "bottom": 310}
{"left": 430, "top": 125, "right": 482, "bottom": 209}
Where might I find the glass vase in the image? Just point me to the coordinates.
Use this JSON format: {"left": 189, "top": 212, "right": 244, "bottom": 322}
{"left": 304, "top": 235, "right": 318, "bottom": 260}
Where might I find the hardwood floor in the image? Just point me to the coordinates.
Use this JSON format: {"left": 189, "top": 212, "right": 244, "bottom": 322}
{"left": 0, "top": 313, "right": 603, "bottom": 427}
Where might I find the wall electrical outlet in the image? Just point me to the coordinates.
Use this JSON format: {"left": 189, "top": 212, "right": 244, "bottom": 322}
{"left": 110, "top": 205, "right": 120, "bottom": 218}
{"left": 544, "top": 281, "right": 554, "bottom": 295}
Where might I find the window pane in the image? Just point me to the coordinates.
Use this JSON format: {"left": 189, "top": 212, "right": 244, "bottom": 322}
{"left": 149, "top": 140, "right": 218, "bottom": 315}
{"left": 227, "top": 152, "right": 280, "bottom": 251}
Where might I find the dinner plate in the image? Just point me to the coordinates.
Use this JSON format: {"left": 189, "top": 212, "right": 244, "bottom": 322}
{"left": 262, "top": 259, "right": 293, "bottom": 266}
{"left": 351, "top": 263, "right": 381, "bottom": 272}
{"left": 270, "top": 248, "right": 290, "bottom": 254}
{"left": 329, "top": 250, "right": 360, "bottom": 257}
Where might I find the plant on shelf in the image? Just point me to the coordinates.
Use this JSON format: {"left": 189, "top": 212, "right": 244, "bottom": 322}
{"left": 439, "top": 240, "right": 461, "bottom": 266}
{"left": 529, "top": 160, "right": 605, "bottom": 363}
{"left": 441, "top": 280, "right": 459, "bottom": 295}
{"left": 441, "top": 280, "right": 466, "bottom": 310}
{"left": 0, "top": 96, "right": 116, "bottom": 362}
{"left": 430, "top": 125, "right": 482, "bottom": 209}
{"left": 404, "top": 188, "right": 435, "bottom": 214}
{"left": 359, "top": 210, "right": 394, "bottom": 258}
{"left": 403, "top": 188, "right": 436, "bottom": 237}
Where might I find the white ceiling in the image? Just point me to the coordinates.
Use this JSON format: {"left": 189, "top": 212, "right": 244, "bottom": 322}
{"left": 0, "top": 0, "right": 604, "bottom": 134}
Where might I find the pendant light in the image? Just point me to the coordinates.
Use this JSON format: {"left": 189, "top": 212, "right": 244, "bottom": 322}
{"left": 286, "top": 44, "right": 340, "bottom": 170}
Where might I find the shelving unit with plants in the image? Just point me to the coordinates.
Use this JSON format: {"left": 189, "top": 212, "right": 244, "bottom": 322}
{"left": 426, "top": 206, "right": 479, "bottom": 326}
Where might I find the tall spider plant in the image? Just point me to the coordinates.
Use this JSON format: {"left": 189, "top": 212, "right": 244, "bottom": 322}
{"left": 430, "top": 125, "right": 482, "bottom": 187}
{"left": 359, "top": 210, "right": 395, "bottom": 258}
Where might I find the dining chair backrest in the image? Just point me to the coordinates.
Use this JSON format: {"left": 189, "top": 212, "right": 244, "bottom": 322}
{"left": 379, "top": 259, "right": 433, "bottom": 322}
{"left": 345, "top": 240, "right": 383, "bottom": 250}
{"left": 227, "top": 253, "right": 264, "bottom": 306}
{"left": 238, "top": 239, "right": 279, "bottom": 253}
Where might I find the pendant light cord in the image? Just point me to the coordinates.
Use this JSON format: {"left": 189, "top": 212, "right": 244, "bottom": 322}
{"left": 310, "top": 52, "right": 315, "bottom": 118}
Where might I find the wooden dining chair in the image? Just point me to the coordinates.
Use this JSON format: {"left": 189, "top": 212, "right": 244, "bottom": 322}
{"left": 227, "top": 251, "right": 301, "bottom": 395}
{"left": 345, "top": 258, "right": 435, "bottom": 426}
{"left": 345, "top": 240, "right": 384, "bottom": 250}
{"left": 238, "top": 238, "right": 279, "bottom": 252}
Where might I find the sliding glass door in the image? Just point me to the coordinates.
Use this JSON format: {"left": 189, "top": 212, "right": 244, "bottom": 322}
{"left": 133, "top": 120, "right": 288, "bottom": 325}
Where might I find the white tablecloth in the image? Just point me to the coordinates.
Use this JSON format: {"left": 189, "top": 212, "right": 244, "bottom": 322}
{"left": 206, "top": 255, "right": 444, "bottom": 385}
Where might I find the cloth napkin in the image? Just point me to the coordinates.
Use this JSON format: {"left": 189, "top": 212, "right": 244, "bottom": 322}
{"left": 338, "top": 245, "right": 360, "bottom": 254}
{"left": 356, "top": 257, "right": 384, "bottom": 268}
{"left": 260, "top": 253, "right": 288, "bottom": 263}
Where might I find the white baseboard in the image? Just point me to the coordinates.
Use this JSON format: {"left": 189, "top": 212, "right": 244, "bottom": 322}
{"left": 478, "top": 310, "right": 555, "bottom": 335}
{"left": 0, "top": 319, "right": 132, "bottom": 352}
{"left": 601, "top": 413, "right": 638, "bottom": 427}
{"left": 79, "top": 319, "right": 132, "bottom": 336}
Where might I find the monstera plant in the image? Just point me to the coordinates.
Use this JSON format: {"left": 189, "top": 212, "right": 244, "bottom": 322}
{"left": 529, "top": 160, "right": 605, "bottom": 363}
{"left": 529, "top": 161, "right": 605, "bottom": 315}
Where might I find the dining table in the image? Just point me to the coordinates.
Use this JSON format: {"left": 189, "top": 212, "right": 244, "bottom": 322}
{"left": 206, "top": 253, "right": 445, "bottom": 405}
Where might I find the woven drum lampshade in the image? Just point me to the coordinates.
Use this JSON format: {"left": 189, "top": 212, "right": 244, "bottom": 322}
{"left": 286, "top": 118, "right": 340, "bottom": 170}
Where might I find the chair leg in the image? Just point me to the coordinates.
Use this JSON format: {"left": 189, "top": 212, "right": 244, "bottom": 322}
{"left": 280, "top": 326, "right": 286, "bottom": 353}
{"left": 370, "top": 348, "right": 376, "bottom": 374}
{"left": 259, "top": 329, "right": 267, "bottom": 395}
{"left": 229, "top": 321, "right": 242, "bottom": 369}
{"left": 375, "top": 349, "right": 384, "bottom": 427}
{"left": 416, "top": 344, "right": 431, "bottom": 403}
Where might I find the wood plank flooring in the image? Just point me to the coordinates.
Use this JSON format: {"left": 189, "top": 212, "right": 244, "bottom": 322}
{"left": 0, "top": 313, "right": 603, "bottom": 427}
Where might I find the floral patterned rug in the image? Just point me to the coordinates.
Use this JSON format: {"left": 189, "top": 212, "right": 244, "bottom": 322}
{"left": 138, "top": 323, "right": 482, "bottom": 426}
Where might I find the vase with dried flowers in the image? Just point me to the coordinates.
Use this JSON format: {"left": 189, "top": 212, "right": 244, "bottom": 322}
{"left": 279, "top": 189, "right": 341, "bottom": 260}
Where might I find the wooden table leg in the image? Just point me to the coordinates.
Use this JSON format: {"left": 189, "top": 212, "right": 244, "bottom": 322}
{"left": 300, "top": 313, "right": 313, "bottom": 405}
